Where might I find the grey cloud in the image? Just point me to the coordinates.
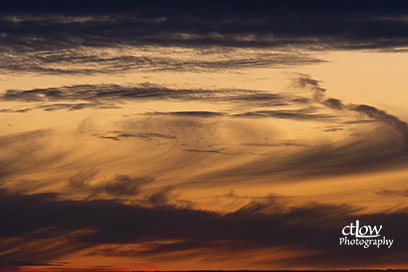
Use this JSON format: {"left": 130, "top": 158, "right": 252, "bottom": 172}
{"left": 193, "top": 124, "right": 408, "bottom": 182}
{"left": 148, "top": 111, "right": 226, "bottom": 118}
{"left": 183, "top": 149, "right": 223, "bottom": 154}
{"left": 65, "top": 171, "right": 154, "bottom": 199}
{"left": 0, "top": 83, "right": 301, "bottom": 112}
{"left": 0, "top": 108, "right": 32, "bottom": 113}
{"left": 344, "top": 120, "right": 378, "bottom": 124}
{"left": 0, "top": 261, "right": 69, "bottom": 271}
{"left": 143, "top": 186, "right": 175, "bottom": 207}
{"left": 324, "top": 98, "right": 345, "bottom": 110}
{"left": 1, "top": 1, "right": 408, "bottom": 78}
{"left": 102, "top": 175, "right": 153, "bottom": 197}
{"left": 2, "top": 84, "right": 285, "bottom": 103}
{"left": 0, "top": 129, "right": 71, "bottom": 183}
{"left": 296, "top": 74, "right": 408, "bottom": 150}
{"left": 233, "top": 109, "right": 335, "bottom": 121}
{"left": 38, "top": 102, "right": 105, "bottom": 111}
{"left": 0, "top": 189, "right": 407, "bottom": 268}
{"left": 242, "top": 141, "right": 307, "bottom": 147}
{"left": 324, "top": 127, "right": 343, "bottom": 132}
{"left": 2, "top": 1, "right": 408, "bottom": 52}
{"left": 96, "top": 131, "right": 177, "bottom": 141}
{"left": 376, "top": 188, "right": 408, "bottom": 198}
{"left": 350, "top": 104, "right": 408, "bottom": 149}
{"left": 1, "top": 84, "right": 210, "bottom": 102}
{"left": 0, "top": 261, "right": 69, "bottom": 267}
{"left": 67, "top": 169, "right": 99, "bottom": 191}
{"left": 0, "top": 49, "right": 324, "bottom": 75}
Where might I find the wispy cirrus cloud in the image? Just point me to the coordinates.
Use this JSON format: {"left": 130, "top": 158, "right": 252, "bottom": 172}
{"left": 376, "top": 188, "right": 408, "bottom": 198}
{"left": 2, "top": 75, "right": 408, "bottom": 182}
{"left": 0, "top": 83, "right": 303, "bottom": 113}
{"left": 296, "top": 73, "right": 408, "bottom": 149}
{"left": 0, "top": 48, "right": 323, "bottom": 75}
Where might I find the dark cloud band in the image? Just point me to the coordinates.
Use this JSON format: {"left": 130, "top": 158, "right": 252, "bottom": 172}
{"left": 2, "top": 0, "right": 408, "bottom": 52}
{"left": 0, "top": 189, "right": 407, "bottom": 268}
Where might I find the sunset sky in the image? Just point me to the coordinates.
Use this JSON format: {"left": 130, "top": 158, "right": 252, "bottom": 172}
{"left": 2, "top": 1, "right": 408, "bottom": 271}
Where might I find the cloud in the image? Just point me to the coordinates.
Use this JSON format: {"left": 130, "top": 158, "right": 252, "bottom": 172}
{"left": 0, "top": 261, "right": 70, "bottom": 271}
{"left": 0, "top": 189, "right": 407, "bottom": 268}
{"left": 148, "top": 111, "right": 226, "bottom": 118}
{"left": 0, "top": 84, "right": 224, "bottom": 102}
{"left": 63, "top": 171, "right": 155, "bottom": 199}
{"left": 0, "top": 129, "right": 71, "bottom": 183}
{"left": 233, "top": 109, "right": 335, "bottom": 121}
{"left": 349, "top": 104, "right": 408, "bottom": 149}
{"left": 3, "top": 77, "right": 408, "bottom": 182}
{"left": 183, "top": 149, "right": 224, "bottom": 154}
{"left": 295, "top": 73, "right": 408, "bottom": 149}
{"left": 96, "top": 175, "right": 154, "bottom": 198}
{"left": 96, "top": 131, "right": 177, "bottom": 141}
{"left": 0, "top": 48, "right": 324, "bottom": 75}
{"left": 142, "top": 186, "right": 175, "bottom": 207}
{"left": 1, "top": 1, "right": 408, "bottom": 76}
{"left": 0, "top": 83, "right": 299, "bottom": 112}
{"left": 195, "top": 120, "right": 408, "bottom": 182}
{"left": 1, "top": 83, "right": 293, "bottom": 104}
{"left": 170, "top": 74, "right": 408, "bottom": 182}
{"left": 0, "top": 108, "right": 32, "bottom": 113}
{"left": 0, "top": 261, "right": 69, "bottom": 267}
{"left": 376, "top": 188, "right": 408, "bottom": 198}
{"left": 1, "top": 1, "right": 408, "bottom": 52}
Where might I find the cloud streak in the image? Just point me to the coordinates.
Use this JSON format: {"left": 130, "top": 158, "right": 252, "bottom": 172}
{"left": 0, "top": 48, "right": 323, "bottom": 75}
{"left": 3, "top": 76, "right": 408, "bottom": 183}
{"left": 296, "top": 73, "right": 408, "bottom": 149}
{"left": 0, "top": 83, "right": 302, "bottom": 113}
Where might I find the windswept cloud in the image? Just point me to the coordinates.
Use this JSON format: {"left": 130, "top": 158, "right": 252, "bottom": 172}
{"left": 166, "top": 75, "right": 408, "bottom": 182}
{"left": 2, "top": 76, "right": 408, "bottom": 184}
{"left": 63, "top": 171, "right": 155, "bottom": 199}
{"left": 0, "top": 129, "right": 71, "bottom": 182}
{"left": 0, "top": 261, "right": 69, "bottom": 267}
{"left": 1, "top": 1, "right": 408, "bottom": 77}
{"left": 0, "top": 48, "right": 323, "bottom": 75}
{"left": 2, "top": 1, "right": 408, "bottom": 52}
{"left": 96, "top": 131, "right": 177, "bottom": 141}
{"left": 376, "top": 188, "right": 408, "bottom": 198}
{"left": 350, "top": 104, "right": 408, "bottom": 149}
{"left": 1, "top": 83, "right": 288, "bottom": 104}
{"left": 296, "top": 73, "right": 408, "bottom": 149}
{"left": 91, "top": 175, "right": 154, "bottom": 198}
{"left": 0, "top": 189, "right": 407, "bottom": 269}
{"left": 148, "top": 111, "right": 226, "bottom": 118}
{"left": 0, "top": 83, "right": 301, "bottom": 113}
{"left": 233, "top": 109, "right": 335, "bottom": 121}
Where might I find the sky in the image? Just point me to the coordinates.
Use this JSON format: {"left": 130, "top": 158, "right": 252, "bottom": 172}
{"left": 1, "top": 1, "right": 408, "bottom": 271}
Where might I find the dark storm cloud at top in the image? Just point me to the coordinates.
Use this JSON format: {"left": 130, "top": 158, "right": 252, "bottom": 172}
{"left": 2, "top": 0, "right": 408, "bottom": 51}
{"left": 3, "top": 0, "right": 408, "bottom": 75}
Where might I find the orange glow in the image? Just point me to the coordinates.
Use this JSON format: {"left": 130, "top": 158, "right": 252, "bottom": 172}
{"left": 2, "top": 3, "right": 408, "bottom": 270}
